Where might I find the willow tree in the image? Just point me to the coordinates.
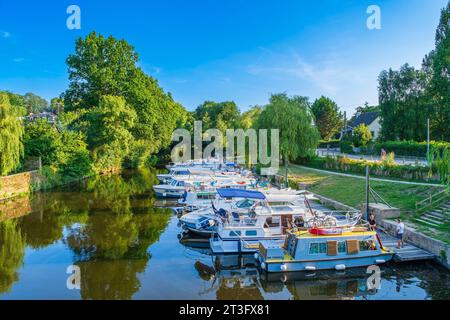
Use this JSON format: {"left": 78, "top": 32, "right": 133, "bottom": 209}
{"left": 0, "top": 93, "right": 24, "bottom": 176}
{"left": 255, "top": 93, "right": 320, "bottom": 187}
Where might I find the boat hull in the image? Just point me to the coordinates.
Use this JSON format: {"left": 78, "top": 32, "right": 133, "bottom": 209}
{"left": 210, "top": 236, "right": 285, "bottom": 254}
{"left": 256, "top": 252, "right": 394, "bottom": 273}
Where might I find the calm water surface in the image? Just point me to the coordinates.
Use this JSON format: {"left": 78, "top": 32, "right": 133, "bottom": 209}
{"left": 0, "top": 169, "right": 449, "bottom": 300}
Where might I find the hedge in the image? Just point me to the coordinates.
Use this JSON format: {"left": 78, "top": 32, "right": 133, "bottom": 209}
{"left": 318, "top": 139, "right": 340, "bottom": 149}
{"left": 306, "top": 156, "right": 441, "bottom": 182}
{"left": 372, "top": 140, "right": 449, "bottom": 158}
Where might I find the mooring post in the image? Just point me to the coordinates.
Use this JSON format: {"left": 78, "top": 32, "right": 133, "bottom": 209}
{"left": 365, "top": 166, "right": 370, "bottom": 221}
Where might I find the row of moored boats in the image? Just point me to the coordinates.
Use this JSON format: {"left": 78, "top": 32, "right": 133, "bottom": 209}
{"left": 153, "top": 158, "right": 394, "bottom": 273}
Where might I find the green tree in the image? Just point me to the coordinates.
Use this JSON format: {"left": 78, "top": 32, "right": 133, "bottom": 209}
{"left": 0, "top": 220, "right": 26, "bottom": 293}
{"left": 255, "top": 93, "right": 320, "bottom": 186}
{"left": 0, "top": 91, "right": 27, "bottom": 116}
{"left": 0, "top": 93, "right": 24, "bottom": 175}
{"left": 352, "top": 124, "right": 372, "bottom": 147}
{"left": 82, "top": 95, "right": 137, "bottom": 171}
{"left": 23, "top": 92, "right": 48, "bottom": 114}
{"left": 378, "top": 64, "right": 430, "bottom": 141}
{"left": 23, "top": 118, "right": 92, "bottom": 178}
{"left": 193, "top": 101, "right": 240, "bottom": 131}
{"left": 311, "top": 96, "right": 343, "bottom": 140}
{"left": 50, "top": 97, "right": 64, "bottom": 114}
{"left": 428, "top": 2, "right": 450, "bottom": 141}
{"left": 23, "top": 119, "right": 60, "bottom": 165}
{"left": 238, "top": 106, "right": 262, "bottom": 130}
{"left": 63, "top": 32, "right": 187, "bottom": 159}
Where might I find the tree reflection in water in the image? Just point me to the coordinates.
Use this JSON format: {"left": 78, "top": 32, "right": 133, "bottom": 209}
{"left": 1, "top": 168, "right": 171, "bottom": 299}
{"left": 0, "top": 220, "right": 26, "bottom": 293}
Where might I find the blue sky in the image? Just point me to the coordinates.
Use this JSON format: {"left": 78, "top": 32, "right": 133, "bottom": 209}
{"left": 0, "top": 0, "right": 447, "bottom": 114}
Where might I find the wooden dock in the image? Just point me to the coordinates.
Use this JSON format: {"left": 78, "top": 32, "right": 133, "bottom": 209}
{"left": 377, "top": 231, "right": 435, "bottom": 262}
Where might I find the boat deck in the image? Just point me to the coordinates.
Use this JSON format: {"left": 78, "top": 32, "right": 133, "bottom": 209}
{"left": 377, "top": 231, "right": 435, "bottom": 262}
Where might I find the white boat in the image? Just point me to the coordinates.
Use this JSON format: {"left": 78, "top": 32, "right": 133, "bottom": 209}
{"left": 157, "top": 166, "right": 252, "bottom": 184}
{"left": 207, "top": 189, "right": 361, "bottom": 254}
{"left": 166, "top": 157, "right": 236, "bottom": 170}
{"left": 153, "top": 176, "right": 257, "bottom": 198}
{"left": 177, "top": 183, "right": 299, "bottom": 212}
{"left": 179, "top": 188, "right": 311, "bottom": 238}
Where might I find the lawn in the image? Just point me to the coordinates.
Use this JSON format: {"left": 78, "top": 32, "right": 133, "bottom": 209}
{"left": 285, "top": 165, "right": 443, "bottom": 212}
{"left": 284, "top": 165, "right": 449, "bottom": 243}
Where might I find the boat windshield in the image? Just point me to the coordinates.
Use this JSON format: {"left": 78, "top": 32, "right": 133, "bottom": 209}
{"left": 235, "top": 199, "right": 256, "bottom": 209}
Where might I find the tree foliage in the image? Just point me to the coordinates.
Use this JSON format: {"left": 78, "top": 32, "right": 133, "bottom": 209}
{"left": 428, "top": 2, "right": 450, "bottom": 141}
{"left": 193, "top": 100, "right": 241, "bottom": 132}
{"left": 81, "top": 95, "right": 137, "bottom": 171}
{"left": 0, "top": 93, "right": 24, "bottom": 175}
{"left": 378, "top": 64, "right": 430, "bottom": 141}
{"left": 352, "top": 124, "right": 372, "bottom": 147}
{"left": 311, "top": 96, "right": 343, "bottom": 140}
{"left": 23, "top": 93, "right": 48, "bottom": 114}
{"left": 23, "top": 118, "right": 92, "bottom": 178}
{"left": 378, "top": 3, "right": 449, "bottom": 142}
{"left": 238, "top": 106, "right": 262, "bottom": 130}
{"left": 255, "top": 93, "right": 320, "bottom": 161}
{"left": 63, "top": 32, "right": 187, "bottom": 162}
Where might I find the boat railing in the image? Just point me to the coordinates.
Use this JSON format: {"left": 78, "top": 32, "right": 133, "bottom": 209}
{"left": 305, "top": 210, "right": 362, "bottom": 227}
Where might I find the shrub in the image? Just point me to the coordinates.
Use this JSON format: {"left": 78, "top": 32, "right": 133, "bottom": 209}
{"left": 352, "top": 124, "right": 372, "bottom": 147}
{"left": 339, "top": 140, "right": 353, "bottom": 154}
{"left": 318, "top": 139, "right": 340, "bottom": 149}
{"left": 373, "top": 140, "right": 450, "bottom": 157}
{"left": 306, "top": 156, "right": 438, "bottom": 182}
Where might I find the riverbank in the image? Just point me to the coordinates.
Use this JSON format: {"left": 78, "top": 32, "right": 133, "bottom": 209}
{"left": 1, "top": 168, "right": 449, "bottom": 299}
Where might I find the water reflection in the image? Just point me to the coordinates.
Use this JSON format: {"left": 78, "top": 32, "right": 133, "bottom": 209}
{"left": 0, "top": 168, "right": 449, "bottom": 300}
{"left": 184, "top": 240, "right": 450, "bottom": 300}
{"left": 0, "top": 168, "right": 171, "bottom": 298}
{"left": 0, "top": 220, "right": 26, "bottom": 293}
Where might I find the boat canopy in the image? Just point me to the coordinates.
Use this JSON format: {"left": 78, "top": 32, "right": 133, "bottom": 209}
{"left": 217, "top": 188, "right": 266, "bottom": 200}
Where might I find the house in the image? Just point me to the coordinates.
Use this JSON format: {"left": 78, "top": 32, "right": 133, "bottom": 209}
{"left": 343, "top": 111, "right": 381, "bottom": 140}
{"left": 26, "top": 111, "right": 57, "bottom": 124}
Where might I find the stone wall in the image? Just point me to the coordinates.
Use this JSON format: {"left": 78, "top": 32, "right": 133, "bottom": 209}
{"left": 0, "top": 195, "right": 32, "bottom": 222}
{"left": 0, "top": 170, "right": 41, "bottom": 200}
{"left": 379, "top": 219, "right": 450, "bottom": 269}
{"left": 361, "top": 203, "right": 401, "bottom": 220}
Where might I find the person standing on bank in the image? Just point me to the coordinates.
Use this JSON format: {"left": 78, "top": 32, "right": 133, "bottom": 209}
{"left": 396, "top": 218, "right": 405, "bottom": 249}
{"left": 368, "top": 213, "right": 377, "bottom": 231}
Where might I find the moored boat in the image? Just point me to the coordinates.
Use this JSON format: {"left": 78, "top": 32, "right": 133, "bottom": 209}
{"left": 254, "top": 226, "right": 394, "bottom": 273}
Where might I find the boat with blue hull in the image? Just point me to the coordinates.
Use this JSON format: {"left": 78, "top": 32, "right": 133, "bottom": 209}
{"left": 254, "top": 227, "right": 394, "bottom": 273}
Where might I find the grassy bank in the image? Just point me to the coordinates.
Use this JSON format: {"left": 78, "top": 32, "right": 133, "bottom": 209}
{"left": 285, "top": 165, "right": 449, "bottom": 244}
{"left": 285, "top": 165, "right": 443, "bottom": 211}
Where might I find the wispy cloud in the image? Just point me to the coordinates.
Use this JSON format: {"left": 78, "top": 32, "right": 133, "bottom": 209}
{"left": 246, "top": 48, "right": 365, "bottom": 96}
{"left": 12, "top": 58, "right": 25, "bottom": 63}
{"left": 1, "top": 31, "right": 11, "bottom": 38}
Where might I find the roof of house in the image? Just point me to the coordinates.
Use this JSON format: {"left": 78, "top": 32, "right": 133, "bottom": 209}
{"left": 350, "top": 111, "right": 379, "bottom": 128}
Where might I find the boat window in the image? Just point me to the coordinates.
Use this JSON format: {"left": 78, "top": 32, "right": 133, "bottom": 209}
{"left": 359, "top": 240, "right": 377, "bottom": 251}
{"left": 229, "top": 231, "right": 241, "bottom": 237}
{"left": 309, "top": 242, "right": 327, "bottom": 254}
{"left": 265, "top": 216, "right": 280, "bottom": 228}
{"left": 177, "top": 181, "right": 185, "bottom": 187}
{"left": 198, "top": 193, "right": 215, "bottom": 200}
{"left": 245, "top": 230, "right": 257, "bottom": 236}
{"left": 338, "top": 241, "right": 347, "bottom": 253}
{"left": 236, "top": 199, "right": 255, "bottom": 208}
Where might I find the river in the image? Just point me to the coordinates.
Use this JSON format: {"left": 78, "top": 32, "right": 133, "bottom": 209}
{"left": 0, "top": 169, "right": 449, "bottom": 300}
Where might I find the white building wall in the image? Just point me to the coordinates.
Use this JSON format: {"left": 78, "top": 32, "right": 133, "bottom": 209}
{"left": 368, "top": 117, "right": 381, "bottom": 140}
